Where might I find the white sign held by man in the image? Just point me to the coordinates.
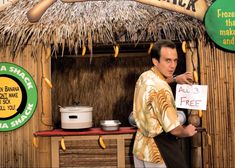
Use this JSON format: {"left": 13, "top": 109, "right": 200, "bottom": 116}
{"left": 175, "top": 84, "right": 208, "bottom": 110}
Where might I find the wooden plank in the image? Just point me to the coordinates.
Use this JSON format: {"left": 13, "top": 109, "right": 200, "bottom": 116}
{"left": 59, "top": 134, "right": 133, "bottom": 141}
{"left": 51, "top": 137, "right": 60, "bottom": 168}
{"left": 185, "top": 41, "right": 202, "bottom": 168}
{"left": 117, "top": 138, "right": 125, "bottom": 167}
{"left": 60, "top": 138, "right": 117, "bottom": 167}
{"left": 36, "top": 45, "right": 52, "bottom": 168}
{"left": 49, "top": 134, "right": 134, "bottom": 167}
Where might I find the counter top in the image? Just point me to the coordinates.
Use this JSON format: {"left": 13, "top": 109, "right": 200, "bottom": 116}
{"left": 34, "top": 127, "right": 136, "bottom": 137}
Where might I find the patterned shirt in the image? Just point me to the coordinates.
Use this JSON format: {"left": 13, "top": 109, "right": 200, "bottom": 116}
{"left": 133, "top": 67, "right": 180, "bottom": 164}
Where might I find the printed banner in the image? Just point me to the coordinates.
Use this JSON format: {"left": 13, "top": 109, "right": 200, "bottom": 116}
{"left": 135, "top": 0, "right": 208, "bottom": 21}
{"left": 0, "top": 63, "right": 38, "bottom": 131}
{"left": 175, "top": 84, "right": 208, "bottom": 110}
{"left": 205, "top": 0, "right": 235, "bottom": 51}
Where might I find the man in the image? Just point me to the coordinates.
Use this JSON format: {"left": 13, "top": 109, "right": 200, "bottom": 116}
{"left": 132, "top": 40, "right": 197, "bottom": 168}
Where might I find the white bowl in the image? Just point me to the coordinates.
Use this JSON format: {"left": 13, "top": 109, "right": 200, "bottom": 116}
{"left": 100, "top": 120, "right": 121, "bottom": 131}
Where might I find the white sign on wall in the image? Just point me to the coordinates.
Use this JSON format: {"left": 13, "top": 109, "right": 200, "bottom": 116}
{"left": 175, "top": 84, "right": 208, "bottom": 110}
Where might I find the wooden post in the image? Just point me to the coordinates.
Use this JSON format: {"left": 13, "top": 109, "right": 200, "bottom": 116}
{"left": 117, "top": 136, "right": 125, "bottom": 167}
{"left": 185, "top": 41, "right": 202, "bottom": 168}
{"left": 37, "top": 45, "right": 53, "bottom": 167}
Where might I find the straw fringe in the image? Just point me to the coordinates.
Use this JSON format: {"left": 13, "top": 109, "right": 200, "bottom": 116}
{"left": 0, "top": 0, "right": 205, "bottom": 57}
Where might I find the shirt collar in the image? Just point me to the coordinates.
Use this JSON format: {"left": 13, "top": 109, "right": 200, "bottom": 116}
{"left": 150, "top": 67, "right": 167, "bottom": 82}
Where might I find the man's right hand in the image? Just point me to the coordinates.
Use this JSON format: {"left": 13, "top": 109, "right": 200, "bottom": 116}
{"left": 170, "top": 124, "right": 197, "bottom": 137}
{"left": 183, "top": 124, "right": 198, "bottom": 136}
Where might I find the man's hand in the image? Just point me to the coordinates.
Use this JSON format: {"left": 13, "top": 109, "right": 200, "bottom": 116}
{"left": 170, "top": 124, "right": 197, "bottom": 137}
{"left": 175, "top": 72, "right": 193, "bottom": 85}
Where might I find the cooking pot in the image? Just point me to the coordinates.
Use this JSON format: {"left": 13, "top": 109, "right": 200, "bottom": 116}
{"left": 60, "top": 106, "right": 93, "bottom": 129}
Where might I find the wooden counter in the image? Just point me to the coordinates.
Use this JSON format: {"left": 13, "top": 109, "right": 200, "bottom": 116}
{"left": 34, "top": 127, "right": 136, "bottom": 168}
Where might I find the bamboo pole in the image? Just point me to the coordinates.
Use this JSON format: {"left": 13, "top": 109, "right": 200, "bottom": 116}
{"left": 231, "top": 51, "right": 235, "bottom": 167}
{"left": 198, "top": 39, "right": 208, "bottom": 167}
{"left": 185, "top": 41, "right": 202, "bottom": 168}
{"left": 38, "top": 45, "right": 52, "bottom": 168}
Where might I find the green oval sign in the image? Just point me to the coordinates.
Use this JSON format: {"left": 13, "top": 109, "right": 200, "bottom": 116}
{"left": 0, "top": 63, "right": 38, "bottom": 131}
{"left": 205, "top": 0, "right": 235, "bottom": 51}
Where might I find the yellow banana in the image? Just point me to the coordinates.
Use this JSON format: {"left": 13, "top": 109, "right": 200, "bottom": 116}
{"left": 32, "top": 136, "right": 38, "bottom": 148}
{"left": 61, "top": 137, "right": 66, "bottom": 151}
{"left": 193, "top": 70, "right": 199, "bottom": 83}
{"left": 182, "top": 41, "right": 187, "bottom": 53}
{"left": 114, "top": 45, "right": 119, "bottom": 58}
{"left": 98, "top": 136, "right": 106, "bottom": 149}
{"left": 148, "top": 43, "right": 154, "bottom": 54}
{"left": 82, "top": 45, "right": 86, "bottom": 56}
{"left": 198, "top": 110, "right": 203, "bottom": 118}
{"left": 44, "top": 77, "right": 53, "bottom": 88}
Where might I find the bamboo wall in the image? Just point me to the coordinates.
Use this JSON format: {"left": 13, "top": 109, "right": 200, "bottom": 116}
{"left": 0, "top": 45, "right": 52, "bottom": 168}
{"left": 51, "top": 54, "right": 151, "bottom": 128}
{"left": 198, "top": 39, "right": 235, "bottom": 168}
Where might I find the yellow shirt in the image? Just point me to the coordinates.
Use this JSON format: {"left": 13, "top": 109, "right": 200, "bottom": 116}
{"left": 133, "top": 67, "right": 180, "bottom": 164}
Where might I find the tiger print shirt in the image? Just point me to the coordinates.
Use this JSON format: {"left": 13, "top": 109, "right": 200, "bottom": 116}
{"left": 133, "top": 67, "right": 180, "bottom": 164}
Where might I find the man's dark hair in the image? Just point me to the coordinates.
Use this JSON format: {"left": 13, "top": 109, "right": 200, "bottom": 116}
{"left": 150, "top": 40, "right": 176, "bottom": 61}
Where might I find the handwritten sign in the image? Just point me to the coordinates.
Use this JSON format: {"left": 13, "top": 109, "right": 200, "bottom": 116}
{"left": 175, "top": 84, "right": 208, "bottom": 110}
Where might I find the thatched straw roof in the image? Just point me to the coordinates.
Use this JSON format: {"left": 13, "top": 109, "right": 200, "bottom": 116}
{"left": 0, "top": 0, "right": 207, "bottom": 56}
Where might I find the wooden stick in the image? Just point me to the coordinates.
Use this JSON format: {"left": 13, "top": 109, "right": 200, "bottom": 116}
{"left": 27, "top": 0, "right": 57, "bottom": 23}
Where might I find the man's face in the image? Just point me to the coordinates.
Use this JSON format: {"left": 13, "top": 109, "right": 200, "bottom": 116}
{"left": 153, "top": 46, "right": 178, "bottom": 78}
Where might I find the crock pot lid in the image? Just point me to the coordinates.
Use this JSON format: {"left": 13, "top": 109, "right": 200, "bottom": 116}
{"left": 60, "top": 106, "right": 93, "bottom": 112}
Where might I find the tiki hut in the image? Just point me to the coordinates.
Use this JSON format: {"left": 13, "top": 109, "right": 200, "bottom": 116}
{"left": 0, "top": 0, "right": 234, "bottom": 167}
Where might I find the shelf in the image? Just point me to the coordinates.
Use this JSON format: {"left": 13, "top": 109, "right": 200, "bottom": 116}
{"left": 34, "top": 127, "right": 136, "bottom": 137}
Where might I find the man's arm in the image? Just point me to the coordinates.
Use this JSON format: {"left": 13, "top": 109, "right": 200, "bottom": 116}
{"left": 166, "top": 72, "right": 194, "bottom": 85}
